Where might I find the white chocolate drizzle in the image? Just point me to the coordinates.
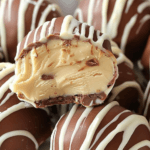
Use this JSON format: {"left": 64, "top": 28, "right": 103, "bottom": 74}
{"left": 51, "top": 101, "right": 150, "bottom": 150}
{"left": 106, "top": 0, "right": 126, "bottom": 39}
{"left": 0, "top": 0, "right": 8, "bottom": 61}
{"left": 96, "top": 115, "right": 149, "bottom": 150}
{"left": 59, "top": 104, "right": 78, "bottom": 150}
{"left": 121, "top": 14, "right": 138, "bottom": 53}
{"left": 110, "top": 45, "right": 144, "bottom": 113}
{"left": 80, "top": 102, "right": 118, "bottom": 149}
{"left": 74, "top": 0, "right": 150, "bottom": 52}
{"left": 90, "top": 110, "right": 130, "bottom": 149}
{"left": 136, "top": 15, "right": 150, "bottom": 34}
{"left": 38, "top": 4, "right": 61, "bottom": 27}
{"left": 0, "top": 130, "right": 38, "bottom": 149}
{"left": 87, "top": 0, "right": 96, "bottom": 25}
{"left": 125, "top": 0, "right": 134, "bottom": 13}
{"left": 0, "top": 0, "right": 62, "bottom": 61}
{"left": 0, "top": 92, "right": 14, "bottom": 106}
{"left": 129, "top": 140, "right": 150, "bottom": 150}
{"left": 0, "top": 63, "right": 49, "bottom": 149}
{"left": 69, "top": 107, "right": 93, "bottom": 149}
{"left": 144, "top": 81, "right": 150, "bottom": 118}
{"left": 0, "top": 102, "right": 32, "bottom": 121}
{"left": 16, "top": 15, "right": 112, "bottom": 59}
{"left": 138, "top": 1, "right": 150, "bottom": 13}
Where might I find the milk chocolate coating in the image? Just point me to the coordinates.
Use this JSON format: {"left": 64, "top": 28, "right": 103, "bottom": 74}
{"left": 106, "top": 45, "right": 144, "bottom": 114}
{"left": 51, "top": 102, "right": 150, "bottom": 150}
{"left": 141, "top": 36, "right": 150, "bottom": 80}
{"left": 74, "top": 0, "right": 150, "bottom": 61}
{"left": 0, "top": 63, "right": 52, "bottom": 150}
{"left": 0, "top": 0, "right": 62, "bottom": 63}
{"left": 17, "top": 17, "right": 111, "bottom": 58}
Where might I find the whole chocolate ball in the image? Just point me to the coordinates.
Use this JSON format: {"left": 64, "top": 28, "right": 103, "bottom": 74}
{"left": 0, "top": 0, "right": 62, "bottom": 62}
{"left": 51, "top": 101, "right": 150, "bottom": 150}
{"left": 0, "top": 63, "right": 52, "bottom": 150}
{"left": 74, "top": 0, "right": 150, "bottom": 61}
{"left": 107, "top": 43, "right": 143, "bottom": 114}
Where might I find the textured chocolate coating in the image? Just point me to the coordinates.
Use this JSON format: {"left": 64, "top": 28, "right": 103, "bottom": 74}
{"left": 0, "top": 63, "right": 52, "bottom": 150}
{"left": 51, "top": 101, "right": 150, "bottom": 150}
{"left": 12, "top": 16, "right": 118, "bottom": 108}
{"left": 106, "top": 44, "right": 144, "bottom": 114}
{"left": 0, "top": 0, "right": 62, "bottom": 63}
{"left": 35, "top": 92, "right": 107, "bottom": 108}
{"left": 74, "top": 0, "right": 150, "bottom": 61}
{"left": 143, "top": 81, "right": 150, "bottom": 122}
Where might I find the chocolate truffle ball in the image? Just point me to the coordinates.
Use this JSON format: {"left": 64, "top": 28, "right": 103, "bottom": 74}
{"left": 0, "top": 0, "right": 62, "bottom": 63}
{"left": 0, "top": 63, "right": 52, "bottom": 150}
{"left": 51, "top": 101, "right": 150, "bottom": 150}
{"left": 138, "top": 36, "right": 150, "bottom": 80}
{"left": 107, "top": 42, "right": 143, "bottom": 114}
{"left": 12, "top": 15, "right": 118, "bottom": 108}
{"left": 143, "top": 81, "right": 150, "bottom": 121}
{"left": 74, "top": 0, "right": 150, "bottom": 61}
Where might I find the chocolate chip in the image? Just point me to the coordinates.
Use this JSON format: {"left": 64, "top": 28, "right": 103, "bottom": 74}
{"left": 41, "top": 74, "right": 54, "bottom": 80}
{"left": 86, "top": 58, "right": 99, "bottom": 66}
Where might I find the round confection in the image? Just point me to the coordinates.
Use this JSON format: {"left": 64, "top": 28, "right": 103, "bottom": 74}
{"left": 107, "top": 42, "right": 143, "bottom": 114}
{"left": 0, "top": 63, "right": 52, "bottom": 150}
{"left": 11, "top": 15, "right": 118, "bottom": 108}
{"left": 51, "top": 101, "right": 150, "bottom": 150}
{"left": 0, "top": 0, "right": 62, "bottom": 63}
{"left": 143, "top": 81, "right": 150, "bottom": 122}
{"left": 138, "top": 36, "right": 150, "bottom": 80}
{"left": 74, "top": 0, "right": 150, "bottom": 61}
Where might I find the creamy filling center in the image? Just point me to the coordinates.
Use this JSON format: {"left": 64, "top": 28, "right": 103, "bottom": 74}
{"left": 12, "top": 39, "right": 116, "bottom": 104}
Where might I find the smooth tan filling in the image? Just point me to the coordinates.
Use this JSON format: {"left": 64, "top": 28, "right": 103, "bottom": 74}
{"left": 12, "top": 39, "right": 116, "bottom": 103}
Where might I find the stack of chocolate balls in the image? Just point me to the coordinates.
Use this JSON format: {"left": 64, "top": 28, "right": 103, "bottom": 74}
{"left": 0, "top": 0, "right": 150, "bottom": 150}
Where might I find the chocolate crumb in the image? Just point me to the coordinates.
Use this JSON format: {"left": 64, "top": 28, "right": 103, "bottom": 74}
{"left": 41, "top": 74, "right": 54, "bottom": 80}
{"left": 86, "top": 58, "right": 99, "bottom": 66}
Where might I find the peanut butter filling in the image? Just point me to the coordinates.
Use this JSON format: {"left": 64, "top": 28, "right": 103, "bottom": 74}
{"left": 12, "top": 39, "right": 117, "bottom": 106}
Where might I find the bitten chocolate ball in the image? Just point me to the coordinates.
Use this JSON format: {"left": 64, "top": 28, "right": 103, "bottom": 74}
{"left": 51, "top": 102, "right": 150, "bottom": 150}
{"left": 0, "top": 0, "right": 62, "bottom": 63}
{"left": 143, "top": 81, "right": 150, "bottom": 122}
{"left": 12, "top": 15, "right": 118, "bottom": 108}
{"left": 0, "top": 63, "right": 52, "bottom": 150}
{"left": 138, "top": 36, "right": 150, "bottom": 80}
{"left": 107, "top": 42, "right": 143, "bottom": 114}
{"left": 74, "top": 0, "right": 150, "bottom": 61}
